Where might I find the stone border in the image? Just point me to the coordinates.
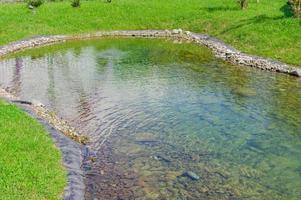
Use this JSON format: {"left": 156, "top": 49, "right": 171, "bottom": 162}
{"left": 0, "top": 29, "right": 300, "bottom": 77}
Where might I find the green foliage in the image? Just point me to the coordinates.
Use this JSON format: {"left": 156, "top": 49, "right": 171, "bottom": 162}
{"left": 71, "top": 0, "right": 80, "bottom": 7}
{"left": 27, "top": 0, "right": 44, "bottom": 8}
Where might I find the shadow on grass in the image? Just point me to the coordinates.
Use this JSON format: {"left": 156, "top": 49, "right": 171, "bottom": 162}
{"left": 219, "top": 15, "right": 287, "bottom": 34}
{"left": 217, "top": 3, "right": 299, "bottom": 35}
{"left": 280, "top": 3, "right": 294, "bottom": 17}
{"left": 199, "top": 6, "right": 239, "bottom": 12}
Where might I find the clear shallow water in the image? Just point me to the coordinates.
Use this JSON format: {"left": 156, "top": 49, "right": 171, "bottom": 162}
{"left": 0, "top": 38, "right": 301, "bottom": 200}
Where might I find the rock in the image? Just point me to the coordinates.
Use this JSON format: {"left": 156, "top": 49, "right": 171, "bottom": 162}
{"left": 28, "top": 5, "right": 34, "bottom": 9}
{"left": 290, "top": 69, "right": 301, "bottom": 77}
{"left": 32, "top": 99, "right": 44, "bottom": 107}
{"left": 184, "top": 31, "right": 191, "bottom": 36}
{"left": 153, "top": 155, "right": 172, "bottom": 163}
{"left": 244, "top": 139, "right": 263, "bottom": 153}
{"left": 233, "top": 87, "right": 257, "bottom": 97}
{"left": 172, "top": 29, "right": 183, "bottom": 35}
{"left": 182, "top": 171, "right": 200, "bottom": 181}
{"left": 164, "top": 29, "right": 172, "bottom": 36}
{"left": 135, "top": 140, "right": 160, "bottom": 147}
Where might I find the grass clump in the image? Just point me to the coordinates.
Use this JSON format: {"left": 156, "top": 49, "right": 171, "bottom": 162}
{"left": 27, "top": 0, "right": 44, "bottom": 8}
{"left": 71, "top": 0, "right": 80, "bottom": 8}
{"left": 0, "top": 100, "right": 66, "bottom": 200}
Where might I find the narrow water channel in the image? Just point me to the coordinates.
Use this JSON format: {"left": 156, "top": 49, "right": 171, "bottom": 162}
{"left": 0, "top": 38, "right": 301, "bottom": 200}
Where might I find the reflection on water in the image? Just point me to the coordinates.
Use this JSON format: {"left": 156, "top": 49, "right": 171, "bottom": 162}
{"left": 0, "top": 38, "right": 301, "bottom": 200}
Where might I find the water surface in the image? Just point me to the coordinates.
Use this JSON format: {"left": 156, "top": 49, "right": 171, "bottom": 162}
{"left": 0, "top": 38, "right": 301, "bottom": 200}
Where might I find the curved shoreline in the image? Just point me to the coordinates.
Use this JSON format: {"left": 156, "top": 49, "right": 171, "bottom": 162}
{"left": 0, "top": 29, "right": 300, "bottom": 77}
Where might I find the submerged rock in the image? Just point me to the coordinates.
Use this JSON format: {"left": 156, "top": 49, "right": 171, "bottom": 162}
{"left": 297, "top": 166, "right": 301, "bottom": 175}
{"left": 135, "top": 140, "right": 160, "bottom": 147}
{"left": 233, "top": 87, "right": 257, "bottom": 97}
{"left": 244, "top": 139, "right": 264, "bottom": 153}
{"left": 153, "top": 155, "right": 172, "bottom": 163}
{"left": 182, "top": 171, "right": 200, "bottom": 181}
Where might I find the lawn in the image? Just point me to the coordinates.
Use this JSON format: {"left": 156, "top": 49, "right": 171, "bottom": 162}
{"left": 0, "top": 0, "right": 301, "bottom": 66}
{"left": 0, "top": 100, "right": 66, "bottom": 200}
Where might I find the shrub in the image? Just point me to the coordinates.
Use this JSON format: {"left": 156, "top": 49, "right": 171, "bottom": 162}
{"left": 237, "top": 0, "right": 248, "bottom": 9}
{"left": 288, "top": 0, "right": 301, "bottom": 17}
{"left": 27, "top": 0, "right": 43, "bottom": 8}
{"left": 71, "top": 0, "right": 80, "bottom": 7}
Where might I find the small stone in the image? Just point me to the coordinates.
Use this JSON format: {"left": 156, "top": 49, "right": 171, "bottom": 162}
{"left": 182, "top": 171, "right": 200, "bottom": 181}
{"left": 200, "top": 187, "right": 209, "bottom": 193}
{"left": 290, "top": 69, "right": 301, "bottom": 77}
{"left": 32, "top": 99, "right": 44, "bottom": 107}
{"left": 172, "top": 29, "right": 183, "bottom": 35}
{"left": 165, "top": 29, "right": 171, "bottom": 36}
{"left": 184, "top": 31, "right": 191, "bottom": 36}
{"left": 153, "top": 155, "right": 171, "bottom": 163}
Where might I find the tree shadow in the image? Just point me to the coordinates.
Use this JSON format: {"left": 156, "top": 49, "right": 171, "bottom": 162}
{"left": 219, "top": 14, "right": 287, "bottom": 34}
{"left": 199, "top": 6, "right": 240, "bottom": 12}
{"left": 217, "top": 3, "right": 299, "bottom": 35}
{"left": 280, "top": 3, "right": 294, "bottom": 17}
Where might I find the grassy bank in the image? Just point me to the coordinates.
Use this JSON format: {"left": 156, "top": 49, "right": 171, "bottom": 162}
{"left": 0, "top": 100, "right": 66, "bottom": 199}
{"left": 0, "top": 0, "right": 301, "bottom": 66}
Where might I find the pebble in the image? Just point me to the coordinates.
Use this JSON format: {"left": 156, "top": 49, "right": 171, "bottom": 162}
{"left": 153, "top": 155, "right": 172, "bottom": 163}
{"left": 182, "top": 171, "right": 200, "bottom": 181}
{"left": 172, "top": 29, "right": 183, "bottom": 35}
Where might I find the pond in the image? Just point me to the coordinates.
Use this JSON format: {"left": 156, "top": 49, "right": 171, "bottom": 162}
{"left": 0, "top": 38, "right": 301, "bottom": 200}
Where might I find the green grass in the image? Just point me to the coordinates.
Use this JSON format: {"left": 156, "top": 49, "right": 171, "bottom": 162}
{"left": 0, "top": 100, "right": 66, "bottom": 200}
{"left": 0, "top": 0, "right": 301, "bottom": 66}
